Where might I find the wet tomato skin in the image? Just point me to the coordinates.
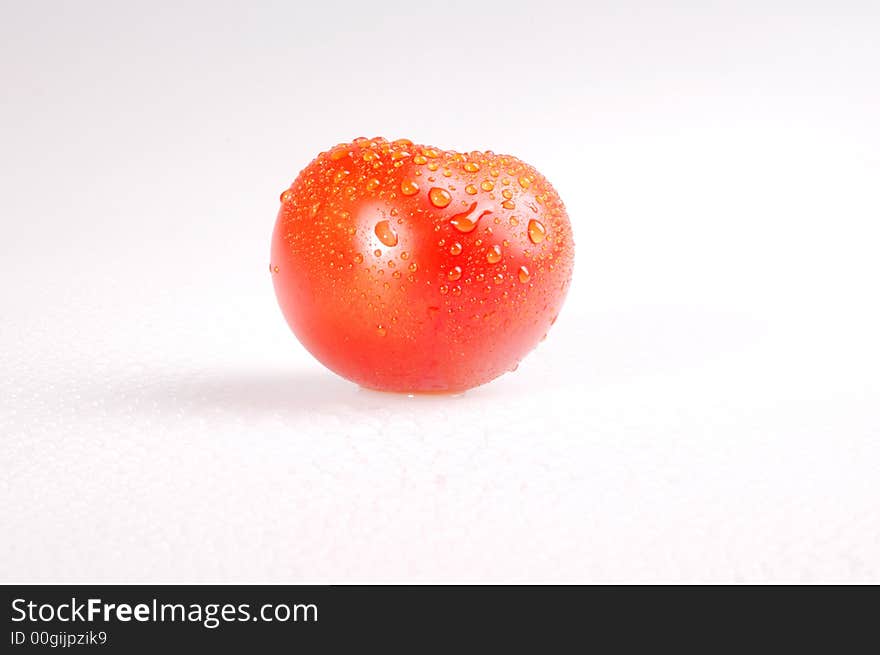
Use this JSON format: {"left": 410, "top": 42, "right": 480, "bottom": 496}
{"left": 271, "top": 137, "right": 574, "bottom": 393}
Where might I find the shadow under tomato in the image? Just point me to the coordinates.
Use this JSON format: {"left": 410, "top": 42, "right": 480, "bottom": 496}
{"left": 155, "top": 369, "right": 358, "bottom": 415}
{"left": 95, "top": 304, "right": 764, "bottom": 420}
{"left": 108, "top": 367, "right": 473, "bottom": 420}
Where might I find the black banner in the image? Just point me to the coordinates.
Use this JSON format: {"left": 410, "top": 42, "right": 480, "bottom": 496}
{"left": 2, "top": 585, "right": 877, "bottom": 651}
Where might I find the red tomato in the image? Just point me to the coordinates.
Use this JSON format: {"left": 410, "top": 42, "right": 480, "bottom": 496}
{"left": 271, "top": 137, "right": 574, "bottom": 392}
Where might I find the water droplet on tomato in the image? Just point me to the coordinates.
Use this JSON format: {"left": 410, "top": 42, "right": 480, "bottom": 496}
{"left": 449, "top": 242, "right": 462, "bottom": 256}
{"left": 527, "top": 219, "right": 546, "bottom": 243}
{"left": 401, "top": 179, "right": 420, "bottom": 196}
{"left": 481, "top": 180, "right": 494, "bottom": 192}
{"left": 518, "top": 176, "right": 531, "bottom": 189}
{"left": 376, "top": 325, "right": 387, "bottom": 337}
{"left": 448, "top": 266, "right": 462, "bottom": 281}
{"left": 374, "top": 220, "right": 399, "bottom": 247}
{"left": 486, "top": 245, "right": 502, "bottom": 263}
{"left": 413, "top": 154, "right": 428, "bottom": 165}
{"left": 366, "top": 178, "right": 381, "bottom": 191}
{"left": 465, "top": 184, "right": 478, "bottom": 195}
{"left": 353, "top": 253, "right": 363, "bottom": 264}
{"left": 429, "top": 187, "right": 452, "bottom": 208}
{"left": 450, "top": 202, "right": 483, "bottom": 233}
{"left": 464, "top": 161, "right": 480, "bottom": 172}
{"left": 518, "top": 265, "right": 531, "bottom": 283}
{"left": 279, "top": 189, "right": 293, "bottom": 203}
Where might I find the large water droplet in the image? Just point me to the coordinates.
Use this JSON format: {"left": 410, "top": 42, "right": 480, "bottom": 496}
{"left": 486, "top": 245, "right": 502, "bottom": 263}
{"left": 527, "top": 219, "right": 546, "bottom": 244}
{"left": 329, "top": 146, "right": 350, "bottom": 160}
{"left": 428, "top": 187, "right": 452, "bottom": 208}
{"left": 449, "top": 242, "right": 462, "bottom": 256}
{"left": 401, "top": 179, "right": 420, "bottom": 196}
{"left": 450, "top": 202, "right": 485, "bottom": 233}
{"left": 518, "top": 265, "right": 531, "bottom": 283}
{"left": 374, "top": 220, "right": 399, "bottom": 247}
{"left": 464, "top": 161, "right": 480, "bottom": 172}
{"left": 447, "top": 266, "right": 462, "bottom": 281}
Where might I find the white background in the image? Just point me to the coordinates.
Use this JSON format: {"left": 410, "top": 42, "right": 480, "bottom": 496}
{"left": 2, "top": 1, "right": 879, "bottom": 582}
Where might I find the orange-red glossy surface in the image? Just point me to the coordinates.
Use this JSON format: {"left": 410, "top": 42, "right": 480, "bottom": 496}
{"left": 271, "top": 137, "right": 574, "bottom": 392}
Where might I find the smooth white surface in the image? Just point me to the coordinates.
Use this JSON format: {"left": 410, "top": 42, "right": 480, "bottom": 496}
{"left": 2, "top": 1, "right": 879, "bottom": 582}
